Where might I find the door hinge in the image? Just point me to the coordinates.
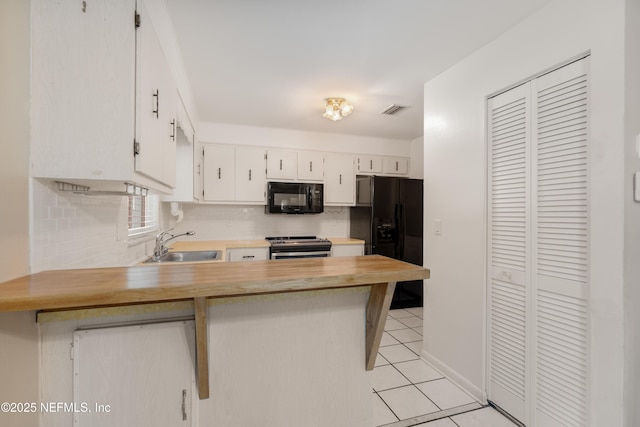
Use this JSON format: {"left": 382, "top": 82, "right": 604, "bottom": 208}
{"left": 134, "top": 12, "right": 141, "bottom": 28}
{"left": 133, "top": 140, "right": 140, "bottom": 156}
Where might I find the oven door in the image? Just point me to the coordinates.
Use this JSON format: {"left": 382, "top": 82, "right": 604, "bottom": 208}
{"left": 271, "top": 251, "right": 331, "bottom": 260}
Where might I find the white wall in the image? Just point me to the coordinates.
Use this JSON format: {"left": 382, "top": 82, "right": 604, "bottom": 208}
{"left": 624, "top": 0, "right": 640, "bottom": 425}
{"left": 422, "top": 0, "right": 627, "bottom": 424}
{"left": 199, "top": 122, "right": 412, "bottom": 156}
{"left": 0, "top": 1, "right": 39, "bottom": 425}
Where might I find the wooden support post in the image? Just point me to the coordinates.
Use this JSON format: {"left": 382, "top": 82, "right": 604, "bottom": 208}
{"left": 194, "top": 297, "right": 210, "bottom": 399}
{"left": 365, "top": 282, "right": 396, "bottom": 371}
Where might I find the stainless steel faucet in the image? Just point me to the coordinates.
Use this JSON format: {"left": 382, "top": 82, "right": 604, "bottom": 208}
{"left": 152, "top": 229, "right": 195, "bottom": 261}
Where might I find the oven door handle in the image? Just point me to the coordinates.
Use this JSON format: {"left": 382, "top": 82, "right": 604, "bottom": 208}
{"left": 271, "top": 251, "right": 331, "bottom": 259}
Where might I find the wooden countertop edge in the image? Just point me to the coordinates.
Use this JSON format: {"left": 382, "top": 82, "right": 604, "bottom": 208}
{"left": 0, "top": 256, "right": 429, "bottom": 313}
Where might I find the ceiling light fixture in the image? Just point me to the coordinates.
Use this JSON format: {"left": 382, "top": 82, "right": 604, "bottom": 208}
{"left": 323, "top": 98, "right": 354, "bottom": 121}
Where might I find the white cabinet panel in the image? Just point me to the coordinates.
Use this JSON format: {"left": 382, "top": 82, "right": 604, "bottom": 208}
{"left": 73, "top": 321, "right": 195, "bottom": 426}
{"left": 331, "top": 244, "right": 364, "bottom": 257}
{"left": 235, "top": 147, "right": 266, "bottom": 203}
{"left": 382, "top": 156, "right": 409, "bottom": 175}
{"left": 267, "top": 149, "right": 297, "bottom": 180}
{"left": 356, "top": 155, "right": 382, "bottom": 174}
{"left": 203, "top": 145, "right": 266, "bottom": 204}
{"left": 297, "top": 151, "right": 324, "bottom": 181}
{"left": 226, "top": 247, "right": 269, "bottom": 262}
{"left": 325, "top": 153, "right": 355, "bottom": 206}
{"left": 203, "top": 144, "right": 235, "bottom": 202}
{"left": 31, "top": 0, "right": 178, "bottom": 192}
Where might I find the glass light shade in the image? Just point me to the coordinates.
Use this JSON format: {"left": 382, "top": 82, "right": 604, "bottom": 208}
{"left": 323, "top": 98, "right": 353, "bottom": 121}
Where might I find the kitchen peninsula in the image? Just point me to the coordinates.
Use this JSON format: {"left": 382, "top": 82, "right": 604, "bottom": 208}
{"left": 0, "top": 255, "right": 429, "bottom": 427}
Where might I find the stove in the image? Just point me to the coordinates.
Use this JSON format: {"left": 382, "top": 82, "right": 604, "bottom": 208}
{"left": 265, "top": 236, "right": 332, "bottom": 259}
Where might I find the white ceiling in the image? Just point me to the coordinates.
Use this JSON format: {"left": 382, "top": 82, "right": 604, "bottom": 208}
{"left": 164, "top": 0, "right": 552, "bottom": 141}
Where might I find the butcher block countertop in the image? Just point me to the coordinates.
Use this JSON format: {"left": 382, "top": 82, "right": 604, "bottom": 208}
{"left": 2, "top": 254, "right": 428, "bottom": 399}
{"left": 0, "top": 255, "right": 428, "bottom": 313}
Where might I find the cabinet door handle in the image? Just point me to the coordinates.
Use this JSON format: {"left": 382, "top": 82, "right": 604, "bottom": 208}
{"left": 218, "top": 168, "right": 221, "bottom": 179}
{"left": 339, "top": 174, "right": 342, "bottom": 185}
{"left": 395, "top": 161, "right": 399, "bottom": 171}
{"left": 249, "top": 169, "right": 252, "bottom": 181}
{"left": 197, "top": 163, "right": 201, "bottom": 175}
{"left": 370, "top": 159, "right": 373, "bottom": 169}
{"left": 181, "top": 389, "right": 187, "bottom": 421}
{"left": 309, "top": 161, "right": 313, "bottom": 172}
{"left": 152, "top": 90, "right": 159, "bottom": 119}
{"left": 279, "top": 159, "right": 283, "bottom": 170}
{"left": 170, "top": 119, "right": 176, "bottom": 141}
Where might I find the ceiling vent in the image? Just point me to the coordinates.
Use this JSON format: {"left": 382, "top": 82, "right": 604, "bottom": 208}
{"left": 379, "top": 104, "right": 409, "bottom": 115}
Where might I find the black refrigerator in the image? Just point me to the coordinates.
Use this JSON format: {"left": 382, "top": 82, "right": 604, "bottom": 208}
{"left": 350, "top": 176, "right": 424, "bottom": 309}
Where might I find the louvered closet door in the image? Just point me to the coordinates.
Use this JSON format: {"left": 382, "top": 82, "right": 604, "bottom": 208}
{"left": 487, "top": 83, "right": 531, "bottom": 425}
{"left": 531, "top": 58, "right": 589, "bottom": 427}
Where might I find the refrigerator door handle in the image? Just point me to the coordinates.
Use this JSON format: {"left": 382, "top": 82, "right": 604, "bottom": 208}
{"left": 397, "top": 203, "right": 405, "bottom": 260}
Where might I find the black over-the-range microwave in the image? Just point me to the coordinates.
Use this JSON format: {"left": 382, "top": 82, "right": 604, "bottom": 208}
{"left": 266, "top": 182, "right": 324, "bottom": 214}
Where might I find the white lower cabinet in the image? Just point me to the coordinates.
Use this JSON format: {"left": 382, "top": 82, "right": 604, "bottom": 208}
{"left": 226, "top": 247, "right": 269, "bottom": 262}
{"left": 331, "top": 244, "right": 364, "bottom": 257}
{"left": 73, "top": 321, "right": 195, "bottom": 426}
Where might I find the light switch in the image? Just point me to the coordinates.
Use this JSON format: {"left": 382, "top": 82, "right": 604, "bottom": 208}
{"left": 434, "top": 219, "right": 442, "bottom": 236}
{"left": 635, "top": 172, "right": 640, "bottom": 202}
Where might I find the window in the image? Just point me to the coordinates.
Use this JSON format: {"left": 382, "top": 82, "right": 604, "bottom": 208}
{"left": 127, "top": 191, "right": 158, "bottom": 237}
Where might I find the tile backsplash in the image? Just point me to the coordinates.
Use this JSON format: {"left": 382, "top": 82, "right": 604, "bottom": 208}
{"left": 30, "top": 179, "right": 351, "bottom": 272}
{"left": 161, "top": 203, "right": 350, "bottom": 240}
{"left": 31, "top": 179, "right": 153, "bottom": 272}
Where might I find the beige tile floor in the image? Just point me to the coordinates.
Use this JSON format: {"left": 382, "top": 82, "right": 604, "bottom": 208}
{"left": 372, "top": 308, "right": 519, "bottom": 427}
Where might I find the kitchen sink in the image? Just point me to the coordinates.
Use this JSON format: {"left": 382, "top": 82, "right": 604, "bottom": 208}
{"left": 143, "top": 250, "right": 221, "bottom": 263}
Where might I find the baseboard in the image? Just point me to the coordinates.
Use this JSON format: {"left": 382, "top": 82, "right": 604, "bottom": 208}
{"left": 420, "top": 349, "right": 487, "bottom": 405}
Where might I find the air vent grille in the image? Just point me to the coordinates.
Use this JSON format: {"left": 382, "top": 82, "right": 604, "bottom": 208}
{"left": 380, "top": 104, "right": 409, "bottom": 115}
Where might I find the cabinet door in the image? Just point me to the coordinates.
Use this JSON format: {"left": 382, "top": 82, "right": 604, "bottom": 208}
{"left": 135, "top": 0, "right": 166, "bottom": 184}
{"left": 193, "top": 142, "right": 203, "bottom": 201}
{"left": 226, "top": 247, "right": 269, "bottom": 262}
{"left": 266, "top": 149, "right": 297, "bottom": 180}
{"left": 31, "top": 0, "right": 135, "bottom": 182}
{"left": 235, "top": 147, "right": 266, "bottom": 203}
{"left": 73, "top": 321, "right": 195, "bottom": 426}
{"left": 297, "top": 151, "right": 324, "bottom": 181}
{"left": 203, "top": 145, "right": 235, "bottom": 201}
{"left": 325, "top": 153, "right": 355, "bottom": 205}
{"left": 331, "top": 244, "right": 364, "bottom": 257}
{"left": 382, "top": 156, "right": 409, "bottom": 175}
{"left": 356, "top": 155, "right": 382, "bottom": 174}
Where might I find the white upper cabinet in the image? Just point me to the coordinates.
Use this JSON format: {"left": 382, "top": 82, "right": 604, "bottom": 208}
{"left": 135, "top": 0, "right": 177, "bottom": 188}
{"left": 266, "top": 149, "right": 297, "bottom": 180}
{"left": 382, "top": 156, "right": 409, "bottom": 175}
{"left": 297, "top": 151, "right": 324, "bottom": 181}
{"left": 356, "top": 155, "right": 383, "bottom": 174}
{"left": 324, "top": 153, "right": 355, "bottom": 206}
{"left": 203, "top": 144, "right": 235, "bottom": 202}
{"left": 31, "top": 0, "right": 178, "bottom": 193}
{"left": 203, "top": 144, "right": 266, "bottom": 204}
{"left": 162, "top": 96, "right": 197, "bottom": 203}
{"left": 235, "top": 147, "right": 267, "bottom": 203}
